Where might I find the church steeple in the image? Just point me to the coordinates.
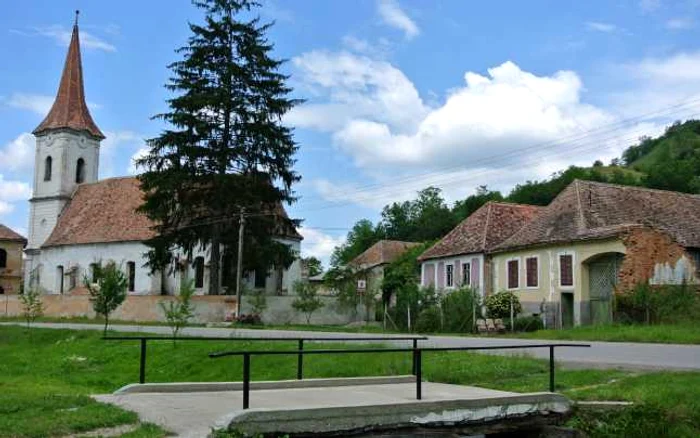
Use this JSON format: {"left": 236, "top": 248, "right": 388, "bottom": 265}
{"left": 33, "top": 11, "right": 104, "bottom": 140}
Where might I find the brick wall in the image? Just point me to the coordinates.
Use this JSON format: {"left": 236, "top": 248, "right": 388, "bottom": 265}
{"left": 618, "top": 228, "right": 691, "bottom": 292}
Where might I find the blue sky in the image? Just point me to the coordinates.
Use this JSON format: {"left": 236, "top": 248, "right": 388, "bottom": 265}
{"left": 2, "top": 0, "right": 700, "bottom": 265}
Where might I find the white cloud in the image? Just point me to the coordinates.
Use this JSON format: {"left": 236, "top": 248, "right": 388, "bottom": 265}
{"left": 639, "top": 0, "right": 661, "bottom": 13}
{"left": 100, "top": 131, "right": 146, "bottom": 178}
{"left": 299, "top": 227, "right": 345, "bottom": 264}
{"left": 288, "top": 50, "right": 428, "bottom": 133}
{"left": 666, "top": 18, "right": 694, "bottom": 30}
{"left": 293, "top": 53, "right": 614, "bottom": 170}
{"left": 0, "top": 133, "right": 34, "bottom": 172}
{"left": 376, "top": 0, "right": 419, "bottom": 40}
{"left": 128, "top": 147, "right": 150, "bottom": 175}
{"left": 585, "top": 22, "right": 620, "bottom": 33}
{"left": 14, "top": 25, "right": 116, "bottom": 52}
{"left": 5, "top": 93, "right": 101, "bottom": 115}
{"left": 0, "top": 175, "right": 32, "bottom": 216}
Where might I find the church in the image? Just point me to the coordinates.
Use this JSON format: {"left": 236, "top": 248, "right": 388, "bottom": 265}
{"left": 23, "top": 21, "right": 302, "bottom": 297}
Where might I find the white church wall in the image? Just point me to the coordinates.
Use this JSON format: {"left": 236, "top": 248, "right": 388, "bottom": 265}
{"left": 37, "top": 242, "right": 159, "bottom": 295}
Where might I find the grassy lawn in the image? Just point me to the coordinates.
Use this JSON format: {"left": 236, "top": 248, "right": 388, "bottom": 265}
{"left": 515, "top": 323, "right": 700, "bottom": 345}
{"left": 0, "top": 325, "right": 698, "bottom": 437}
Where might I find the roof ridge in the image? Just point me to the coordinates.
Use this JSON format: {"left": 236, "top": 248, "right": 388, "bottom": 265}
{"left": 481, "top": 202, "right": 492, "bottom": 251}
{"left": 574, "top": 179, "right": 700, "bottom": 200}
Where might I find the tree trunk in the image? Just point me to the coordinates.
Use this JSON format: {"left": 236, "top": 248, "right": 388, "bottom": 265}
{"left": 209, "top": 225, "right": 221, "bottom": 295}
{"left": 103, "top": 314, "right": 109, "bottom": 336}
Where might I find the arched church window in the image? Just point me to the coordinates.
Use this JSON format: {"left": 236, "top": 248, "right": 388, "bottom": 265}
{"left": 75, "top": 158, "right": 86, "bottom": 183}
{"left": 194, "top": 257, "right": 205, "bottom": 289}
{"left": 0, "top": 249, "right": 7, "bottom": 268}
{"left": 44, "top": 156, "right": 52, "bottom": 181}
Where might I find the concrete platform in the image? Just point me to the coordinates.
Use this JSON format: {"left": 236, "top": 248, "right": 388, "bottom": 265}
{"left": 95, "top": 377, "right": 571, "bottom": 437}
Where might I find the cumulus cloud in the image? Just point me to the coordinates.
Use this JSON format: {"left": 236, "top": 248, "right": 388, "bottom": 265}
{"left": 585, "top": 22, "right": 621, "bottom": 33}
{"left": 100, "top": 131, "right": 146, "bottom": 178}
{"left": 291, "top": 52, "right": 614, "bottom": 171}
{"left": 0, "top": 175, "right": 32, "bottom": 216}
{"left": 666, "top": 18, "right": 694, "bottom": 30}
{"left": 0, "top": 133, "right": 34, "bottom": 172}
{"left": 288, "top": 50, "right": 428, "bottom": 133}
{"left": 4, "top": 93, "right": 101, "bottom": 115}
{"left": 17, "top": 25, "right": 116, "bottom": 52}
{"left": 127, "top": 147, "right": 150, "bottom": 175}
{"left": 299, "top": 227, "right": 345, "bottom": 265}
{"left": 376, "top": 0, "right": 419, "bottom": 39}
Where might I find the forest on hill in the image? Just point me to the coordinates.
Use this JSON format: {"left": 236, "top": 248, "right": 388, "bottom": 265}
{"left": 330, "top": 120, "right": 700, "bottom": 267}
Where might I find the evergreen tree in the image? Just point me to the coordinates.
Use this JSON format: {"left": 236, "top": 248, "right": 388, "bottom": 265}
{"left": 137, "top": 0, "right": 300, "bottom": 294}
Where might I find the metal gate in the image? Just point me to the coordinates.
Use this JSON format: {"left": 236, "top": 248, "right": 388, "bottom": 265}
{"left": 588, "top": 253, "right": 623, "bottom": 325}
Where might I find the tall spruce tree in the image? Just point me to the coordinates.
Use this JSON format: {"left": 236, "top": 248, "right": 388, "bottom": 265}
{"left": 137, "top": 0, "right": 300, "bottom": 295}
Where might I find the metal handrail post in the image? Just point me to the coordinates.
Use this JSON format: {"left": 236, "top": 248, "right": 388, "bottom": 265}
{"left": 297, "top": 339, "right": 304, "bottom": 380}
{"left": 549, "top": 345, "right": 555, "bottom": 392}
{"left": 415, "top": 348, "right": 422, "bottom": 400}
{"left": 139, "top": 338, "right": 147, "bottom": 384}
{"left": 243, "top": 353, "right": 250, "bottom": 409}
{"left": 412, "top": 338, "right": 418, "bottom": 375}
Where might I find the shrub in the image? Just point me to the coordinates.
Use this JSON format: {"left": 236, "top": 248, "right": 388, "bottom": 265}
{"left": 510, "top": 315, "right": 544, "bottom": 332}
{"left": 441, "top": 287, "right": 479, "bottom": 333}
{"left": 84, "top": 261, "right": 127, "bottom": 335}
{"left": 292, "top": 281, "right": 324, "bottom": 324}
{"left": 388, "top": 285, "right": 438, "bottom": 332}
{"left": 249, "top": 288, "right": 268, "bottom": 316}
{"left": 415, "top": 306, "right": 441, "bottom": 333}
{"left": 616, "top": 282, "right": 700, "bottom": 324}
{"left": 19, "top": 288, "right": 43, "bottom": 328}
{"left": 235, "top": 313, "right": 262, "bottom": 325}
{"left": 160, "top": 279, "right": 195, "bottom": 344}
{"left": 485, "top": 290, "right": 522, "bottom": 319}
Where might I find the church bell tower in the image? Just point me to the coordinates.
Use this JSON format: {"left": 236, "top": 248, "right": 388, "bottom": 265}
{"left": 25, "top": 11, "right": 105, "bottom": 285}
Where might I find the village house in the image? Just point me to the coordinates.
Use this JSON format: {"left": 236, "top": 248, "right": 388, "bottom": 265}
{"left": 490, "top": 180, "right": 700, "bottom": 328}
{"left": 21, "top": 21, "right": 302, "bottom": 315}
{"left": 0, "top": 225, "right": 26, "bottom": 295}
{"left": 349, "top": 240, "right": 420, "bottom": 297}
{"left": 417, "top": 202, "right": 541, "bottom": 301}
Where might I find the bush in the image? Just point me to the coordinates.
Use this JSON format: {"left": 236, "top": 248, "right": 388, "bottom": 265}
{"left": 160, "top": 279, "right": 195, "bottom": 343}
{"left": 19, "top": 288, "right": 43, "bottom": 328}
{"left": 441, "top": 287, "right": 479, "bottom": 333}
{"left": 292, "top": 281, "right": 324, "bottom": 324}
{"left": 249, "top": 288, "right": 267, "bottom": 316}
{"left": 616, "top": 282, "right": 700, "bottom": 325}
{"left": 387, "top": 285, "right": 438, "bottom": 332}
{"left": 235, "top": 313, "right": 262, "bottom": 325}
{"left": 83, "top": 261, "right": 127, "bottom": 335}
{"left": 510, "top": 315, "right": 544, "bottom": 332}
{"left": 485, "top": 291, "right": 522, "bottom": 319}
{"left": 415, "top": 306, "right": 441, "bottom": 333}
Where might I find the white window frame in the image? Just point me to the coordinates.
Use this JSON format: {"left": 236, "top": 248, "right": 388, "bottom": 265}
{"left": 558, "top": 251, "right": 575, "bottom": 289}
{"left": 445, "top": 263, "right": 454, "bottom": 288}
{"left": 525, "top": 255, "right": 539, "bottom": 289}
{"left": 506, "top": 257, "right": 520, "bottom": 290}
{"left": 462, "top": 262, "right": 471, "bottom": 288}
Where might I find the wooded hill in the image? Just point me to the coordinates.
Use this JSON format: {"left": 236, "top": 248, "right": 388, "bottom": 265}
{"left": 331, "top": 120, "right": 700, "bottom": 267}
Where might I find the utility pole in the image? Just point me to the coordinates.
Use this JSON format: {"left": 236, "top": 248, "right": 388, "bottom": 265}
{"left": 235, "top": 208, "right": 245, "bottom": 317}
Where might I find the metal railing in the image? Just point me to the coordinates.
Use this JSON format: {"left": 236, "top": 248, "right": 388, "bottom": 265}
{"left": 209, "top": 343, "right": 591, "bottom": 409}
{"left": 103, "top": 335, "right": 427, "bottom": 384}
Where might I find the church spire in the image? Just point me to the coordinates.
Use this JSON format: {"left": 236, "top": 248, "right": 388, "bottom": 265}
{"left": 33, "top": 11, "right": 105, "bottom": 139}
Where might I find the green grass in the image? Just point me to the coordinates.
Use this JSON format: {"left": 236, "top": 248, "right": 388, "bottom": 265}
{"left": 515, "top": 323, "right": 700, "bottom": 345}
{"left": 0, "top": 325, "right": 698, "bottom": 437}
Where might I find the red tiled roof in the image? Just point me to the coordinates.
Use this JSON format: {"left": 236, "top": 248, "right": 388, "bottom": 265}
{"left": 33, "top": 24, "right": 104, "bottom": 139}
{"left": 494, "top": 180, "right": 700, "bottom": 251}
{"left": 418, "top": 202, "right": 542, "bottom": 261}
{"left": 43, "top": 176, "right": 302, "bottom": 247}
{"left": 349, "top": 240, "right": 421, "bottom": 269}
{"left": 0, "top": 224, "right": 26, "bottom": 242}
{"left": 43, "top": 177, "right": 154, "bottom": 247}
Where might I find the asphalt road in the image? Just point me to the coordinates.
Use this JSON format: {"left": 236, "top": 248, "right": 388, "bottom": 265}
{"left": 5, "top": 322, "right": 699, "bottom": 371}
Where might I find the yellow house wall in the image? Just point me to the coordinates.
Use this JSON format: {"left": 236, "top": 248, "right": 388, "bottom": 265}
{"left": 0, "top": 241, "right": 24, "bottom": 294}
{"left": 491, "top": 238, "right": 625, "bottom": 326}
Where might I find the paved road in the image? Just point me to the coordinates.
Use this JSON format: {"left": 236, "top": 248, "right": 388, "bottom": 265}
{"left": 4, "top": 322, "right": 699, "bottom": 371}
